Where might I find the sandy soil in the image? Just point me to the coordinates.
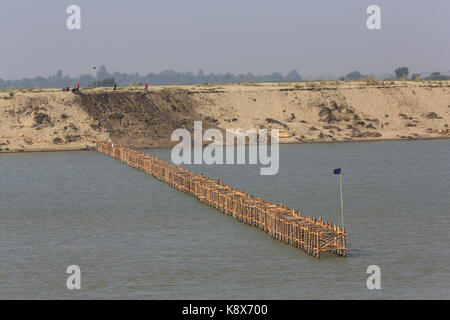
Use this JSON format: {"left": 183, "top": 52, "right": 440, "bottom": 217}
{"left": 0, "top": 81, "right": 449, "bottom": 152}
{"left": 0, "top": 91, "right": 109, "bottom": 152}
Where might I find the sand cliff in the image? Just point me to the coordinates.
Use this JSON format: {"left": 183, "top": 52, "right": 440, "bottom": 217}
{"left": 0, "top": 81, "right": 449, "bottom": 152}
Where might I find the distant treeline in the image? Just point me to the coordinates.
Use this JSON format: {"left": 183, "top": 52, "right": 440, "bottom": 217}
{"left": 1, "top": 66, "right": 448, "bottom": 89}
{"left": 0, "top": 66, "right": 303, "bottom": 89}
{"left": 339, "top": 68, "right": 450, "bottom": 81}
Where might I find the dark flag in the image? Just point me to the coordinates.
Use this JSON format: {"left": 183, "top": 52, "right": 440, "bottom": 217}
{"left": 333, "top": 168, "right": 341, "bottom": 175}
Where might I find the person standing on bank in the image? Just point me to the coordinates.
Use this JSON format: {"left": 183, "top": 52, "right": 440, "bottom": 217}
{"left": 142, "top": 82, "right": 149, "bottom": 96}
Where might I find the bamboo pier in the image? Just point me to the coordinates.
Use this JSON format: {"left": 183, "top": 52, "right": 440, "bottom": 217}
{"left": 96, "top": 141, "right": 347, "bottom": 258}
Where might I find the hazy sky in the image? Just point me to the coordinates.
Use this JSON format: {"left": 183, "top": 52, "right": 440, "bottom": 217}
{"left": 1, "top": 0, "right": 449, "bottom": 79}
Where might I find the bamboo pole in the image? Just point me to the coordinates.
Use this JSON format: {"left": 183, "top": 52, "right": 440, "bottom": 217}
{"left": 339, "top": 173, "right": 345, "bottom": 230}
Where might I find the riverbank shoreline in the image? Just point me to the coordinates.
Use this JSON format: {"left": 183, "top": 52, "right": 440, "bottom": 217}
{"left": 1, "top": 81, "right": 449, "bottom": 153}
{"left": 1, "top": 135, "right": 448, "bottom": 154}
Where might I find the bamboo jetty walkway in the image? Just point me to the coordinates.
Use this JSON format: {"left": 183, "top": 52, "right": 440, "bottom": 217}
{"left": 96, "top": 141, "right": 347, "bottom": 258}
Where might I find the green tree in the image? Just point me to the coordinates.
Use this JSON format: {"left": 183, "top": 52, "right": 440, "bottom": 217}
{"left": 395, "top": 67, "right": 409, "bottom": 79}
{"left": 424, "top": 72, "right": 450, "bottom": 81}
{"left": 286, "top": 70, "right": 303, "bottom": 82}
{"left": 97, "top": 65, "right": 109, "bottom": 81}
{"left": 96, "top": 77, "right": 116, "bottom": 87}
{"left": 340, "top": 71, "right": 364, "bottom": 81}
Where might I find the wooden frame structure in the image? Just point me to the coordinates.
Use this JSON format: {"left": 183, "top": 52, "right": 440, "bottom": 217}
{"left": 96, "top": 141, "right": 347, "bottom": 258}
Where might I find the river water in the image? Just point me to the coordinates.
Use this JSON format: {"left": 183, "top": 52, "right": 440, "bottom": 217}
{"left": 0, "top": 139, "right": 449, "bottom": 299}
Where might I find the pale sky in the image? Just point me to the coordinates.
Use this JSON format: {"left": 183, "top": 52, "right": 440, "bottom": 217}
{"left": 1, "top": 0, "right": 449, "bottom": 79}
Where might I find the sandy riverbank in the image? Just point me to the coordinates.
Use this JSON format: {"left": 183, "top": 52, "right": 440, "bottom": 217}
{"left": 1, "top": 81, "right": 449, "bottom": 153}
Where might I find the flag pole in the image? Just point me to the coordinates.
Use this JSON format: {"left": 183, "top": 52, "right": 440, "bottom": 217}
{"left": 339, "top": 172, "right": 344, "bottom": 230}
